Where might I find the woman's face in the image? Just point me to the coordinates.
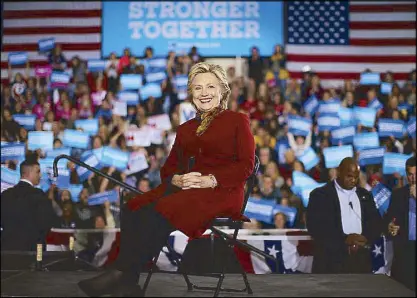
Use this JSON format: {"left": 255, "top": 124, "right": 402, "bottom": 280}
{"left": 61, "top": 190, "right": 71, "bottom": 202}
{"left": 265, "top": 163, "right": 276, "bottom": 176}
{"left": 191, "top": 72, "right": 222, "bottom": 112}
{"left": 93, "top": 137, "right": 102, "bottom": 149}
{"left": 274, "top": 213, "right": 286, "bottom": 229}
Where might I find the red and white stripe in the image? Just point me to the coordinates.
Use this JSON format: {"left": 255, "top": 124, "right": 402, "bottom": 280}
{"left": 287, "top": 1, "right": 416, "bottom": 89}
{"left": 1, "top": 1, "right": 102, "bottom": 85}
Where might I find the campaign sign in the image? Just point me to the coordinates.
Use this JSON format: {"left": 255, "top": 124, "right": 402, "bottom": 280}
{"left": 112, "top": 100, "right": 128, "bottom": 116}
{"left": 62, "top": 129, "right": 90, "bottom": 149}
{"left": 272, "top": 205, "right": 297, "bottom": 228}
{"left": 179, "top": 102, "right": 196, "bottom": 125}
{"left": 276, "top": 139, "right": 290, "bottom": 165}
{"left": 117, "top": 91, "right": 140, "bottom": 106}
{"left": 77, "top": 151, "right": 103, "bottom": 182}
{"left": 407, "top": 117, "right": 416, "bottom": 138}
{"left": 174, "top": 74, "right": 188, "bottom": 91}
{"left": 120, "top": 74, "right": 143, "bottom": 90}
{"left": 292, "top": 171, "right": 318, "bottom": 187}
{"left": 358, "top": 147, "right": 385, "bottom": 167}
{"left": 287, "top": 115, "right": 312, "bottom": 137}
{"left": 318, "top": 100, "right": 340, "bottom": 114}
{"left": 145, "top": 71, "right": 167, "bottom": 84}
{"left": 147, "top": 113, "right": 172, "bottom": 131}
{"left": 317, "top": 113, "right": 340, "bottom": 132}
{"left": 378, "top": 118, "right": 406, "bottom": 139}
{"left": 303, "top": 95, "right": 319, "bottom": 116}
{"left": 323, "top": 145, "right": 354, "bottom": 169}
{"left": 145, "top": 57, "right": 167, "bottom": 73}
{"left": 35, "top": 65, "right": 52, "bottom": 78}
{"left": 88, "top": 59, "right": 107, "bottom": 72}
{"left": 74, "top": 119, "right": 99, "bottom": 136}
{"left": 8, "top": 52, "right": 28, "bottom": 66}
{"left": 1, "top": 167, "right": 20, "bottom": 186}
{"left": 140, "top": 83, "right": 162, "bottom": 100}
{"left": 353, "top": 106, "right": 377, "bottom": 128}
{"left": 297, "top": 148, "right": 319, "bottom": 171}
{"left": 299, "top": 184, "right": 321, "bottom": 208}
{"left": 28, "top": 131, "right": 53, "bottom": 151}
{"left": 100, "top": 147, "right": 130, "bottom": 170}
{"left": 44, "top": 147, "right": 71, "bottom": 158}
{"left": 338, "top": 107, "right": 354, "bottom": 127}
{"left": 380, "top": 83, "right": 392, "bottom": 95}
{"left": 50, "top": 72, "right": 70, "bottom": 89}
{"left": 12, "top": 114, "right": 36, "bottom": 130}
{"left": 101, "top": 2, "right": 284, "bottom": 57}
{"left": 125, "top": 127, "right": 152, "bottom": 147}
{"left": 383, "top": 153, "right": 413, "bottom": 176}
{"left": 368, "top": 98, "right": 384, "bottom": 111}
{"left": 1, "top": 143, "right": 25, "bottom": 162}
{"left": 66, "top": 184, "right": 84, "bottom": 203}
{"left": 88, "top": 190, "right": 119, "bottom": 206}
{"left": 244, "top": 197, "right": 276, "bottom": 224}
{"left": 360, "top": 72, "right": 380, "bottom": 85}
{"left": 353, "top": 132, "right": 380, "bottom": 151}
{"left": 38, "top": 38, "right": 55, "bottom": 52}
{"left": 371, "top": 183, "right": 391, "bottom": 216}
{"left": 331, "top": 126, "right": 356, "bottom": 145}
{"left": 124, "top": 151, "right": 149, "bottom": 175}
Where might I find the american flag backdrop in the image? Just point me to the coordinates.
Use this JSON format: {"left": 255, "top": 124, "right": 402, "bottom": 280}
{"left": 286, "top": 1, "right": 416, "bottom": 88}
{"left": 1, "top": 1, "right": 102, "bottom": 85}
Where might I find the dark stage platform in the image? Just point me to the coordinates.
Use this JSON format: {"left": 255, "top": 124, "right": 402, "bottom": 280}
{"left": 1, "top": 270, "right": 415, "bottom": 297}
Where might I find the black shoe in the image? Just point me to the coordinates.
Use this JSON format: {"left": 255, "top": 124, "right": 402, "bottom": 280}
{"left": 78, "top": 270, "right": 124, "bottom": 297}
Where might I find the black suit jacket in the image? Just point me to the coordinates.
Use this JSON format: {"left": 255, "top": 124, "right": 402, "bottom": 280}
{"left": 306, "top": 181, "right": 382, "bottom": 273}
{"left": 1, "top": 181, "right": 60, "bottom": 251}
{"left": 384, "top": 185, "right": 413, "bottom": 280}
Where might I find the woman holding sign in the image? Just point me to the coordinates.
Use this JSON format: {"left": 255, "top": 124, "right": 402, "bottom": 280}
{"left": 78, "top": 62, "right": 256, "bottom": 297}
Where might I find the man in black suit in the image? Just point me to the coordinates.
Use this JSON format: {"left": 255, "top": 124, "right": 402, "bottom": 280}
{"left": 1, "top": 159, "right": 60, "bottom": 251}
{"left": 307, "top": 157, "right": 382, "bottom": 273}
{"left": 385, "top": 156, "right": 416, "bottom": 291}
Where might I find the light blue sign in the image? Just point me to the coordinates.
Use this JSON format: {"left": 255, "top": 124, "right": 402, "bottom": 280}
{"left": 100, "top": 147, "right": 130, "bottom": 170}
{"left": 117, "top": 91, "right": 140, "bottom": 106}
{"left": 12, "top": 114, "right": 36, "bottom": 130}
{"left": 292, "top": 171, "right": 318, "bottom": 187}
{"left": 88, "top": 59, "right": 107, "bottom": 72}
{"left": 50, "top": 72, "right": 70, "bottom": 89}
{"left": 368, "top": 98, "right": 383, "bottom": 111}
{"left": 371, "top": 183, "right": 391, "bottom": 216}
{"left": 1, "top": 143, "right": 26, "bottom": 162}
{"left": 8, "top": 52, "right": 28, "bottom": 66}
{"left": 38, "top": 157, "right": 67, "bottom": 174}
{"left": 77, "top": 151, "right": 103, "bottom": 182}
{"left": 28, "top": 131, "right": 53, "bottom": 151}
{"left": 102, "top": 2, "right": 284, "bottom": 57}
{"left": 74, "top": 119, "right": 99, "bottom": 136}
{"left": 63, "top": 129, "right": 90, "bottom": 149}
{"left": 338, "top": 107, "right": 354, "bottom": 126}
{"left": 174, "top": 74, "right": 188, "bottom": 91}
{"left": 331, "top": 126, "right": 356, "bottom": 145}
{"left": 407, "top": 117, "right": 416, "bottom": 138}
{"left": 303, "top": 95, "right": 319, "bottom": 116}
{"left": 383, "top": 153, "right": 413, "bottom": 176}
{"left": 360, "top": 72, "right": 380, "bottom": 85}
{"left": 287, "top": 115, "right": 312, "bottom": 137}
{"left": 244, "top": 197, "right": 276, "bottom": 224}
{"left": 358, "top": 147, "right": 385, "bottom": 167}
{"left": 323, "top": 145, "right": 354, "bottom": 169}
{"left": 38, "top": 38, "right": 55, "bottom": 52}
{"left": 140, "top": 83, "right": 162, "bottom": 100}
{"left": 145, "top": 71, "right": 167, "bottom": 84}
{"left": 120, "top": 74, "right": 143, "bottom": 90}
{"left": 380, "top": 83, "right": 392, "bottom": 95}
{"left": 318, "top": 100, "right": 340, "bottom": 114}
{"left": 44, "top": 147, "right": 71, "bottom": 158}
{"left": 1, "top": 167, "right": 20, "bottom": 185}
{"left": 66, "top": 184, "right": 84, "bottom": 203}
{"left": 272, "top": 205, "right": 297, "bottom": 228}
{"left": 56, "top": 168, "right": 70, "bottom": 189}
{"left": 353, "top": 132, "right": 380, "bottom": 151}
{"left": 378, "top": 118, "right": 406, "bottom": 139}
{"left": 354, "top": 106, "right": 377, "bottom": 128}
{"left": 88, "top": 190, "right": 119, "bottom": 206}
{"left": 275, "top": 139, "right": 289, "bottom": 165}
{"left": 297, "top": 148, "right": 319, "bottom": 171}
{"left": 317, "top": 113, "right": 340, "bottom": 131}
{"left": 144, "top": 57, "right": 167, "bottom": 73}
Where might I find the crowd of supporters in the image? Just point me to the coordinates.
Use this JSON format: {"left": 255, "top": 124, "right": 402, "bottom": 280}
{"left": 1, "top": 44, "right": 416, "bottom": 232}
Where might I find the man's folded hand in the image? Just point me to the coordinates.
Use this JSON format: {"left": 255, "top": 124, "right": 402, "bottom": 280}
{"left": 345, "top": 233, "right": 368, "bottom": 247}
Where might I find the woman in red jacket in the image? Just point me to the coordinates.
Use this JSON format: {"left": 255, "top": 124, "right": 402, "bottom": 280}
{"left": 78, "top": 62, "right": 256, "bottom": 297}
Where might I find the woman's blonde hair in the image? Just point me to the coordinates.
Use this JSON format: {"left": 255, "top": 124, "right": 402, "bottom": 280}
{"left": 187, "top": 62, "right": 231, "bottom": 136}
{"left": 187, "top": 62, "right": 231, "bottom": 111}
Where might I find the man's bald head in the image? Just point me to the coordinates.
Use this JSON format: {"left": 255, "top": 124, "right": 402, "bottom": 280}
{"left": 337, "top": 157, "right": 360, "bottom": 190}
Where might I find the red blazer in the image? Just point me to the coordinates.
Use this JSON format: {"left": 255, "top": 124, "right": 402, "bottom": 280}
{"left": 128, "top": 110, "right": 255, "bottom": 238}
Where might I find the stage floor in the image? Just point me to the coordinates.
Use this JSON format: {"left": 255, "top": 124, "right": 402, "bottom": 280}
{"left": 1, "top": 270, "right": 415, "bottom": 297}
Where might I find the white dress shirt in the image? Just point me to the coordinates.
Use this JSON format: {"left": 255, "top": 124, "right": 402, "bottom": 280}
{"left": 334, "top": 180, "right": 362, "bottom": 235}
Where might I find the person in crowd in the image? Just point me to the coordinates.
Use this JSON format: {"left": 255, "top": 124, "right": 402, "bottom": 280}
{"left": 306, "top": 157, "right": 383, "bottom": 273}
{"left": 1, "top": 158, "right": 60, "bottom": 250}
{"left": 287, "top": 130, "right": 312, "bottom": 157}
{"left": 77, "top": 62, "right": 256, "bottom": 297}
{"left": 48, "top": 44, "right": 66, "bottom": 71}
{"left": 385, "top": 156, "right": 416, "bottom": 291}
{"left": 274, "top": 212, "right": 288, "bottom": 229}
